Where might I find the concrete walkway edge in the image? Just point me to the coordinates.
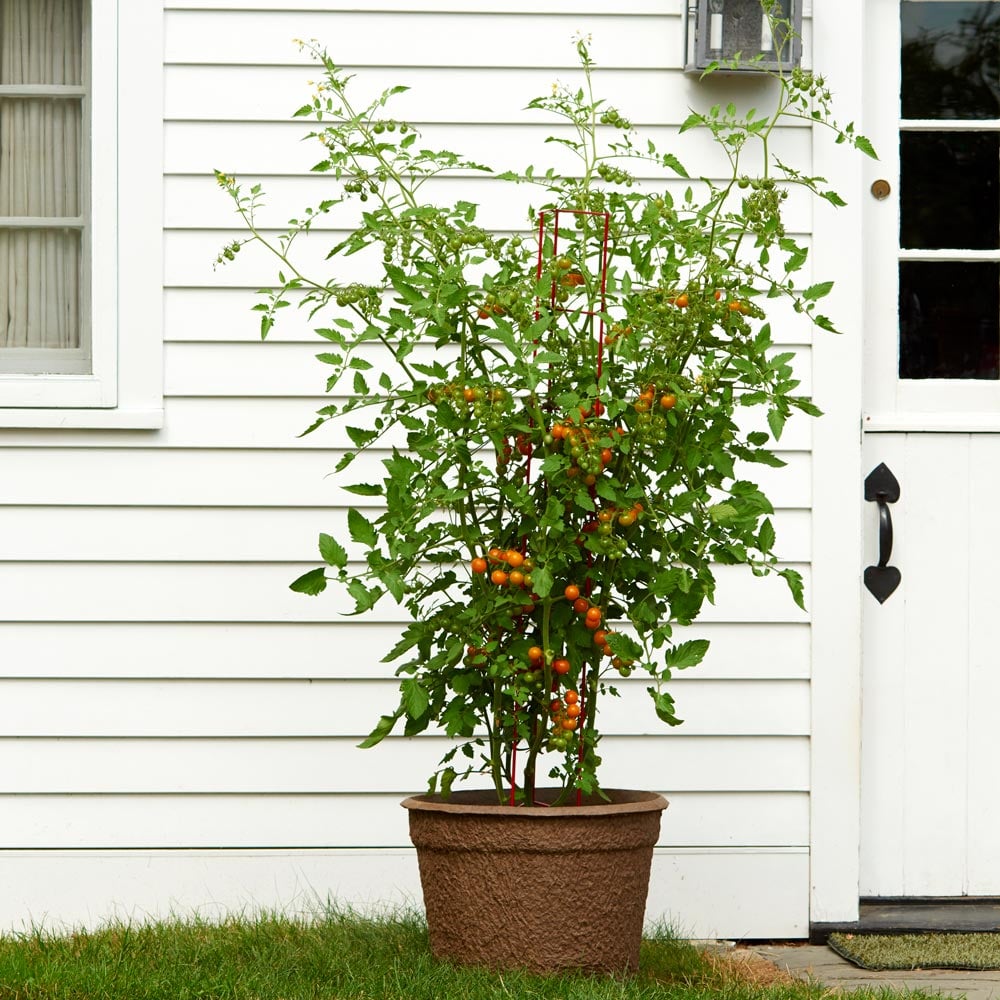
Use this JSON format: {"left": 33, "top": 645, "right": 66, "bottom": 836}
{"left": 751, "top": 943, "right": 1000, "bottom": 1000}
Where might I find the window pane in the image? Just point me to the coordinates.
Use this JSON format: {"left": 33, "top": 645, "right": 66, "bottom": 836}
{"left": 0, "top": 97, "right": 80, "bottom": 217}
{"left": 900, "top": 132, "right": 999, "bottom": 249}
{"left": 0, "top": 228, "right": 80, "bottom": 349}
{"left": 899, "top": 261, "right": 1000, "bottom": 378}
{"left": 0, "top": 0, "right": 83, "bottom": 86}
{"left": 901, "top": 1, "right": 1000, "bottom": 119}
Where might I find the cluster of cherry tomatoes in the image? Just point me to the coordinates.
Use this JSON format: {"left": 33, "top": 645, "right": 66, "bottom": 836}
{"left": 633, "top": 385, "right": 677, "bottom": 414}
{"left": 425, "top": 382, "right": 512, "bottom": 432}
{"left": 471, "top": 547, "right": 537, "bottom": 593}
{"left": 548, "top": 688, "right": 582, "bottom": 751}
{"left": 550, "top": 419, "right": 619, "bottom": 481}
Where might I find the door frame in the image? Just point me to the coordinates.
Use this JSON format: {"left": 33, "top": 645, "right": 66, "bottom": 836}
{"left": 807, "top": 0, "right": 868, "bottom": 927}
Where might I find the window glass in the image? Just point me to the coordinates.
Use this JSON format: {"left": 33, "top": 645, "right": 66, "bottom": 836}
{"left": 901, "top": 1, "right": 1000, "bottom": 119}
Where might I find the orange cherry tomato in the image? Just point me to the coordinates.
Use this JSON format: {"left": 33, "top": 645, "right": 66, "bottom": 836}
{"left": 528, "top": 645, "right": 544, "bottom": 664}
{"left": 566, "top": 703, "right": 582, "bottom": 719}
{"left": 564, "top": 690, "right": 579, "bottom": 705}
{"left": 564, "top": 584, "right": 581, "bottom": 602}
{"left": 573, "top": 597, "right": 590, "bottom": 614}
{"left": 471, "top": 557, "right": 488, "bottom": 574}
{"left": 491, "top": 569, "right": 509, "bottom": 586}
{"left": 552, "top": 657, "right": 571, "bottom": 675}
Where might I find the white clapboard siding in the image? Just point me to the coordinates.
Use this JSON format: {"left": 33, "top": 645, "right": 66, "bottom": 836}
{"left": 167, "top": 66, "right": 782, "bottom": 128}
{"left": 167, "top": 0, "right": 677, "bottom": 12}
{"left": 0, "top": 561, "right": 810, "bottom": 623}
{"left": 0, "top": 678, "right": 808, "bottom": 738}
{"left": 0, "top": 791, "right": 808, "bottom": 849}
{"left": 0, "top": 736, "right": 808, "bottom": 794}
{"left": 0, "top": 621, "right": 811, "bottom": 679}
{"left": 179, "top": 120, "right": 812, "bottom": 182}
{"left": 165, "top": 11, "right": 682, "bottom": 68}
{"left": 0, "top": 396, "right": 815, "bottom": 450}
{"left": 0, "top": 848, "right": 808, "bottom": 939}
{"left": 161, "top": 340, "right": 815, "bottom": 397}
{"left": 0, "top": 506, "right": 811, "bottom": 563}
{"left": 0, "top": 1, "right": 821, "bottom": 938}
{"left": 168, "top": 174, "right": 818, "bottom": 234}
{"left": 0, "top": 448, "right": 813, "bottom": 508}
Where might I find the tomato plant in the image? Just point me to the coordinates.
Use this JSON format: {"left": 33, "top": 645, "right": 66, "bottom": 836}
{"left": 217, "top": 20, "right": 874, "bottom": 805}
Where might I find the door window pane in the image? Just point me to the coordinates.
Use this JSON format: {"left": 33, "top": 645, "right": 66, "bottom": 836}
{"left": 901, "top": 1, "right": 1000, "bottom": 119}
{"left": 899, "top": 260, "right": 1000, "bottom": 378}
{"left": 900, "top": 132, "right": 999, "bottom": 250}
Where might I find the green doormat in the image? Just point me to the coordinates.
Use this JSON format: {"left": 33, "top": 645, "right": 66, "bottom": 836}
{"left": 829, "top": 932, "right": 1000, "bottom": 971}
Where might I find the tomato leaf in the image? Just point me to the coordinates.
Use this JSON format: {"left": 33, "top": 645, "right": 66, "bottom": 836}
{"left": 347, "top": 508, "right": 378, "bottom": 548}
{"left": 647, "top": 688, "right": 684, "bottom": 726}
{"left": 289, "top": 567, "right": 327, "bottom": 596}
{"left": 666, "top": 638, "right": 710, "bottom": 670}
{"left": 357, "top": 711, "right": 401, "bottom": 749}
{"left": 318, "top": 533, "right": 348, "bottom": 569}
{"left": 401, "top": 678, "right": 430, "bottom": 720}
{"left": 780, "top": 567, "right": 807, "bottom": 611}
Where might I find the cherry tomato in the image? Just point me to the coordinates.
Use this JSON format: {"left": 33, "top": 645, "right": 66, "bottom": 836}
{"left": 564, "top": 690, "right": 579, "bottom": 705}
{"left": 585, "top": 606, "right": 602, "bottom": 625}
{"left": 491, "top": 569, "right": 509, "bottom": 586}
{"left": 471, "top": 557, "right": 488, "bottom": 574}
{"left": 552, "top": 657, "right": 571, "bottom": 675}
{"left": 528, "top": 646, "right": 544, "bottom": 664}
{"left": 508, "top": 570, "right": 525, "bottom": 588}
{"left": 566, "top": 704, "right": 581, "bottom": 719}
{"left": 506, "top": 550, "right": 525, "bottom": 569}
{"left": 564, "top": 584, "right": 581, "bottom": 602}
{"left": 573, "top": 597, "right": 590, "bottom": 614}
{"left": 660, "top": 393, "right": 677, "bottom": 410}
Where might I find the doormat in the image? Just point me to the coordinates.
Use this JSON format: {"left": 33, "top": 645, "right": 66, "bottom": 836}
{"left": 829, "top": 932, "right": 1000, "bottom": 971}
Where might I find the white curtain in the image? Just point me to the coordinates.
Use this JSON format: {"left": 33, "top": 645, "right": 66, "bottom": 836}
{"left": 0, "top": 0, "right": 83, "bottom": 350}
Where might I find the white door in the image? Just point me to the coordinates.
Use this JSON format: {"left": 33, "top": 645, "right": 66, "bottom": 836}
{"left": 860, "top": 0, "right": 1000, "bottom": 897}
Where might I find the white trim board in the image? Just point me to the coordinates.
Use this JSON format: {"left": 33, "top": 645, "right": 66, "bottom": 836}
{"left": 0, "top": 848, "right": 808, "bottom": 939}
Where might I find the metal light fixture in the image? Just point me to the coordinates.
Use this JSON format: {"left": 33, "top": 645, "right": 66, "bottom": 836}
{"left": 685, "top": 0, "right": 802, "bottom": 75}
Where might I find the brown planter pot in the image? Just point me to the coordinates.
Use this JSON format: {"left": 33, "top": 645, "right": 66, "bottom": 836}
{"left": 401, "top": 788, "right": 668, "bottom": 975}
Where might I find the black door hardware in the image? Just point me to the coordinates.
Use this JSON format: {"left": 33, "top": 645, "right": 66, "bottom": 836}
{"left": 864, "top": 462, "right": 901, "bottom": 604}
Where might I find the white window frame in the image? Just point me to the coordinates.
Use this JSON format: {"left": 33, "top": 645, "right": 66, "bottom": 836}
{"left": 0, "top": 0, "right": 163, "bottom": 428}
{"left": 863, "top": 0, "right": 1000, "bottom": 434}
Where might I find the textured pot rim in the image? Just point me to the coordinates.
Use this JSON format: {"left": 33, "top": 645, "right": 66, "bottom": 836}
{"left": 401, "top": 787, "right": 668, "bottom": 818}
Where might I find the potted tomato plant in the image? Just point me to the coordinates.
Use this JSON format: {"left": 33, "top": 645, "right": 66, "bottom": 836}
{"left": 217, "top": 19, "right": 872, "bottom": 973}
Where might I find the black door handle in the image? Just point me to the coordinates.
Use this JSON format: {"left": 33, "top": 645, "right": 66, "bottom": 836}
{"left": 864, "top": 462, "right": 901, "bottom": 604}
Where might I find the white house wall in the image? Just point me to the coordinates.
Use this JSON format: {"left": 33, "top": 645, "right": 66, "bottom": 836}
{"left": 0, "top": 0, "right": 824, "bottom": 938}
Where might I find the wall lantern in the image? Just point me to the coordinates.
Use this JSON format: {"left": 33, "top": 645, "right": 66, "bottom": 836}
{"left": 685, "top": 0, "right": 802, "bottom": 75}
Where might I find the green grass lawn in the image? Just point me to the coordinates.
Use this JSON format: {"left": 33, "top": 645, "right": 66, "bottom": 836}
{"left": 0, "top": 909, "right": 941, "bottom": 1000}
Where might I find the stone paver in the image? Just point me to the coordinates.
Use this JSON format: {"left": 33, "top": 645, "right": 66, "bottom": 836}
{"left": 751, "top": 944, "right": 1000, "bottom": 1000}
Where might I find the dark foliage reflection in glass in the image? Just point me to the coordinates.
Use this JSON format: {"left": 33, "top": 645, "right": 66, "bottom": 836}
{"left": 899, "top": 261, "right": 1000, "bottom": 378}
{"left": 901, "top": 2, "right": 1000, "bottom": 119}
{"left": 900, "top": 132, "right": 999, "bottom": 250}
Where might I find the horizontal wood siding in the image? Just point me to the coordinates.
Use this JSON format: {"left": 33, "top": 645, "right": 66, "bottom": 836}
{"left": 0, "top": 1, "right": 815, "bottom": 936}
